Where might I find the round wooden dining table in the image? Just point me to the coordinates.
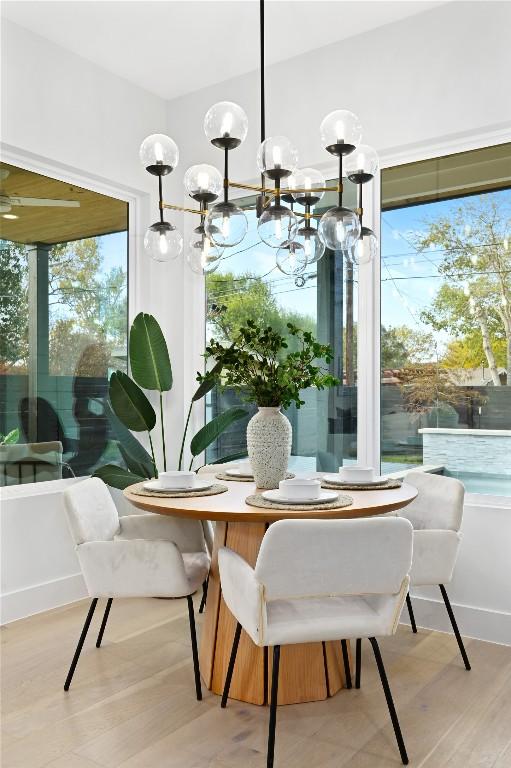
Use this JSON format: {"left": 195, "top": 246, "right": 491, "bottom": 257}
{"left": 124, "top": 475, "right": 417, "bottom": 707}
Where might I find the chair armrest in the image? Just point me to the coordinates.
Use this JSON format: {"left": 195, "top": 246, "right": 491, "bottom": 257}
{"left": 218, "top": 547, "right": 265, "bottom": 646}
{"left": 410, "top": 529, "right": 461, "bottom": 586}
{"left": 77, "top": 538, "right": 192, "bottom": 598}
{"left": 202, "top": 520, "right": 214, "bottom": 557}
{"left": 117, "top": 513, "right": 206, "bottom": 553}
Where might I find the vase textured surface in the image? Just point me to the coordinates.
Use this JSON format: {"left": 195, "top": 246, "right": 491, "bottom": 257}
{"left": 247, "top": 406, "right": 292, "bottom": 489}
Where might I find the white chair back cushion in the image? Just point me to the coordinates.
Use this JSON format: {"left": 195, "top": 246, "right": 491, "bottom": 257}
{"left": 64, "top": 477, "right": 120, "bottom": 545}
{"left": 400, "top": 472, "right": 464, "bottom": 531}
{"left": 255, "top": 517, "right": 413, "bottom": 601}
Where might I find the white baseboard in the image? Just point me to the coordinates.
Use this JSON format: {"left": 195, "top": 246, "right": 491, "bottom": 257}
{"left": 1, "top": 572, "right": 87, "bottom": 625}
{"left": 402, "top": 594, "right": 511, "bottom": 646}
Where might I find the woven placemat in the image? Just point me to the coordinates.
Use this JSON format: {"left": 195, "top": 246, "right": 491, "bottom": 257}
{"left": 245, "top": 492, "right": 353, "bottom": 511}
{"left": 321, "top": 479, "right": 402, "bottom": 491}
{"left": 215, "top": 472, "right": 295, "bottom": 483}
{"left": 129, "top": 482, "right": 228, "bottom": 499}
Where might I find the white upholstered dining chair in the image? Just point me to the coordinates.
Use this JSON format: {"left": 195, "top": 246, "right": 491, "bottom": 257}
{"left": 399, "top": 471, "right": 471, "bottom": 670}
{"left": 62, "top": 477, "right": 210, "bottom": 699}
{"left": 219, "top": 516, "right": 414, "bottom": 767}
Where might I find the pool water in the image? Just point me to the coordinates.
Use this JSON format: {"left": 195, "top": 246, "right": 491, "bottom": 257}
{"left": 444, "top": 471, "right": 511, "bottom": 497}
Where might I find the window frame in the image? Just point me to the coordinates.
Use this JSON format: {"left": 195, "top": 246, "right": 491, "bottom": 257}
{"left": 0, "top": 143, "right": 144, "bottom": 490}
{"left": 188, "top": 128, "right": 511, "bottom": 472}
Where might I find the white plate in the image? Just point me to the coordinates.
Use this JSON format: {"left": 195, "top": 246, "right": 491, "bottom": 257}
{"left": 262, "top": 489, "right": 339, "bottom": 505}
{"left": 323, "top": 473, "right": 387, "bottom": 486}
{"left": 225, "top": 468, "right": 254, "bottom": 478}
{"left": 143, "top": 479, "right": 214, "bottom": 492}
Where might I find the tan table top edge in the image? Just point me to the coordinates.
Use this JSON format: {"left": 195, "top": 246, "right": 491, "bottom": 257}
{"left": 123, "top": 474, "right": 418, "bottom": 521}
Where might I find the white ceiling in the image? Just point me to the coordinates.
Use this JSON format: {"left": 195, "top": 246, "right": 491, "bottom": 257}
{"left": 2, "top": 1, "right": 445, "bottom": 100}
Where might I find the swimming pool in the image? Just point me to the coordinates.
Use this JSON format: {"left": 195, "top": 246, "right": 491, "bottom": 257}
{"left": 444, "top": 471, "right": 511, "bottom": 497}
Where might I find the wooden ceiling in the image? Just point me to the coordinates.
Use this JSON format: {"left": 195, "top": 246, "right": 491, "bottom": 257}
{"left": 0, "top": 163, "right": 128, "bottom": 245}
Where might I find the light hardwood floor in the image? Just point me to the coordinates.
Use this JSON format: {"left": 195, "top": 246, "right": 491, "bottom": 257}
{"left": 2, "top": 596, "right": 511, "bottom": 768}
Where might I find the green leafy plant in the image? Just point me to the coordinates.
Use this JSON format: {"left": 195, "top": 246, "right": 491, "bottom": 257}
{"left": 200, "top": 320, "right": 339, "bottom": 409}
{"left": 93, "top": 312, "right": 247, "bottom": 489}
{"left": 0, "top": 428, "right": 20, "bottom": 446}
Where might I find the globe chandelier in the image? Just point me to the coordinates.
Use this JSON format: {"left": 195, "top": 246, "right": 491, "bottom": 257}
{"left": 139, "top": 0, "right": 379, "bottom": 276}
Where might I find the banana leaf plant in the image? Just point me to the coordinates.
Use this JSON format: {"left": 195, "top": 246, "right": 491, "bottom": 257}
{"left": 93, "top": 312, "right": 247, "bottom": 490}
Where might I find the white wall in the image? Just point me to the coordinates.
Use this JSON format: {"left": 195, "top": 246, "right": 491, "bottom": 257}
{"left": 407, "top": 495, "right": 511, "bottom": 645}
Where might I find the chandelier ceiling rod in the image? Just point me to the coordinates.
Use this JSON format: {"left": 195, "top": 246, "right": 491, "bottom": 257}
{"left": 260, "top": 0, "right": 265, "bottom": 145}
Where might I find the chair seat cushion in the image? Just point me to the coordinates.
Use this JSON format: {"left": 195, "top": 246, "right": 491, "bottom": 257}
{"left": 265, "top": 594, "right": 401, "bottom": 646}
{"left": 410, "top": 529, "right": 461, "bottom": 586}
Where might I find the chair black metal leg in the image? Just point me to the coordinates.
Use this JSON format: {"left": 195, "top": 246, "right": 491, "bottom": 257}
{"left": 406, "top": 593, "right": 417, "bottom": 634}
{"left": 221, "top": 622, "right": 242, "bottom": 708}
{"left": 64, "top": 598, "right": 98, "bottom": 691}
{"left": 187, "top": 596, "right": 202, "bottom": 700}
{"left": 341, "top": 639, "right": 352, "bottom": 689}
{"left": 267, "top": 645, "right": 280, "bottom": 768}
{"left": 199, "top": 578, "right": 209, "bottom": 614}
{"left": 96, "top": 598, "right": 113, "bottom": 648}
{"left": 355, "top": 638, "right": 362, "bottom": 689}
{"left": 369, "top": 637, "right": 409, "bottom": 765}
{"left": 439, "top": 584, "right": 471, "bottom": 670}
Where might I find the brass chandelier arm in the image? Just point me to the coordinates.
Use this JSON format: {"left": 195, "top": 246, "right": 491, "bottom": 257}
{"left": 227, "top": 179, "right": 342, "bottom": 196}
{"left": 161, "top": 202, "right": 204, "bottom": 215}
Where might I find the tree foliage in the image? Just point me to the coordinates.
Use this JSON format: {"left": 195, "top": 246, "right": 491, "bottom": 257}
{"left": 416, "top": 195, "right": 511, "bottom": 384}
{"left": 206, "top": 270, "right": 315, "bottom": 350}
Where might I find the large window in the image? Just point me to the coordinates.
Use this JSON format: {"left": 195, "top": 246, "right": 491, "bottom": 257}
{"left": 205, "top": 181, "right": 359, "bottom": 472}
{"left": 0, "top": 163, "right": 128, "bottom": 484}
{"left": 380, "top": 144, "right": 511, "bottom": 495}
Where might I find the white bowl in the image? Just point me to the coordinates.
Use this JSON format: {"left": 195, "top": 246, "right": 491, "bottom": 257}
{"left": 337, "top": 466, "right": 375, "bottom": 483}
{"left": 279, "top": 478, "right": 321, "bottom": 500}
{"left": 158, "top": 471, "right": 196, "bottom": 489}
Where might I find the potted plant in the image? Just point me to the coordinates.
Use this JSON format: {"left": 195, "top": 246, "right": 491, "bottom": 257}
{"left": 94, "top": 313, "right": 246, "bottom": 489}
{"left": 200, "top": 320, "right": 339, "bottom": 489}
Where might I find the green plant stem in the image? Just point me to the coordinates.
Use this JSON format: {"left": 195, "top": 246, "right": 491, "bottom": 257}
{"left": 148, "top": 431, "right": 157, "bottom": 478}
{"left": 178, "top": 400, "right": 193, "bottom": 471}
{"left": 189, "top": 456, "right": 194, "bottom": 471}
{"left": 159, "top": 392, "right": 167, "bottom": 471}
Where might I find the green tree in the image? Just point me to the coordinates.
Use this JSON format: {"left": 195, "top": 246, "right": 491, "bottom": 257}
{"left": 206, "top": 271, "right": 315, "bottom": 348}
{"left": 0, "top": 240, "right": 28, "bottom": 371}
{"left": 417, "top": 196, "right": 511, "bottom": 385}
{"left": 381, "top": 325, "right": 436, "bottom": 369}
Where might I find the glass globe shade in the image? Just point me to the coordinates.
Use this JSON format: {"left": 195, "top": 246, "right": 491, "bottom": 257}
{"left": 276, "top": 240, "right": 308, "bottom": 276}
{"left": 351, "top": 226, "right": 378, "bottom": 265}
{"left": 256, "top": 136, "right": 298, "bottom": 180}
{"left": 345, "top": 144, "right": 379, "bottom": 184}
{"left": 318, "top": 206, "right": 361, "bottom": 251}
{"left": 319, "top": 110, "right": 362, "bottom": 156}
{"left": 281, "top": 172, "right": 298, "bottom": 204}
{"left": 205, "top": 202, "right": 248, "bottom": 247}
{"left": 203, "top": 101, "right": 248, "bottom": 149}
{"left": 186, "top": 225, "right": 222, "bottom": 274}
{"left": 294, "top": 226, "right": 325, "bottom": 264}
{"left": 184, "top": 164, "right": 223, "bottom": 203}
{"left": 139, "top": 134, "right": 179, "bottom": 175}
{"left": 144, "top": 222, "right": 183, "bottom": 262}
{"left": 257, "top": 204, "right": 298, "bottom": 248}
{"left": 292, "top": 167, "right": 325, "bottom": 206}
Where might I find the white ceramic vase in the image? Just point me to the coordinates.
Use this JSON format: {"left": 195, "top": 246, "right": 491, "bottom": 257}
{"left": 247, "top": 406, "right": 292, "bottom": 489}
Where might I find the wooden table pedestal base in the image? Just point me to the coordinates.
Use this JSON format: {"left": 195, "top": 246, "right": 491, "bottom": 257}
{"left": 199, "top": 520, "right": 352, "bottom": 706}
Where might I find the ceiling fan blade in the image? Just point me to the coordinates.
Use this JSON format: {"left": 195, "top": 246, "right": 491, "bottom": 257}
{"left": 10, "top": 196, "right": 80, "bottom": 208}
